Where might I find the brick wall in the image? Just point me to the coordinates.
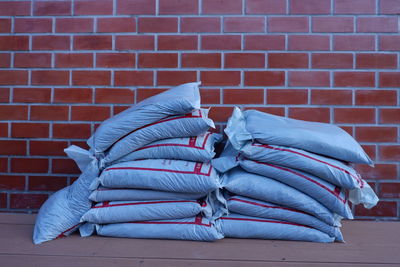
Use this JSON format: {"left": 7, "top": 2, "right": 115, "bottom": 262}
{"left": 0, "top": 0, "right": 398, "bottom": 219}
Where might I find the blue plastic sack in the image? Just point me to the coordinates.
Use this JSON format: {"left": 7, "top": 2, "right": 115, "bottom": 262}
{"left": 220, "top": 213, "right": 335, "bottom": 243}
{"left": 227, "top": 195, "right": 343, "bottom": 241}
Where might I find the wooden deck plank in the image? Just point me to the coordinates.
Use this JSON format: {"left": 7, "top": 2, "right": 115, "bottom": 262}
{"left": 0, "top": 214, "right": 399, "bottom": 265}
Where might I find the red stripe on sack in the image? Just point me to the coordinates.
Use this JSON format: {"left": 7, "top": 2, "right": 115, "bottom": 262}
{"left": 107, "top": 110, "right": 203, "bottom": 150}
{"left": 188, "top": 136, "right": 197, "bottom": 147}
{"left": 252, "top": 160, "right": 347, "bottom": 204}
{"left": 220, "top": 217, "right": 312, "bottom": 229}
{"left": 229, "top": 197, "right": 307, "bottom": 215}
{"left": 55, "top": 222, "right": 82, "bottom": 239}
{"left": 252, "top": 143, "right": 364, "bottom": 188}
{"left": 127, "top": 217, "right": 212, "bottom": 227}
{"left": 105, "top": 164, "right": 213, "bottom": 176}
{"left": 93, "top": 200, "right": 198, "bottom": 209}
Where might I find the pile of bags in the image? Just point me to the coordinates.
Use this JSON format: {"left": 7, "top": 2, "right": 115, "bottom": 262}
{"left": 213, "top": 107, "right": 378, "bottom": 242}
{"left": 33, "top": 83, "right": 379, "bottom": 244}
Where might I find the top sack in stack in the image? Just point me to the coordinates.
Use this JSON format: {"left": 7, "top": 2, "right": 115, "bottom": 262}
{"left": 33, "top": 82, "right": 213, "bottom": 244}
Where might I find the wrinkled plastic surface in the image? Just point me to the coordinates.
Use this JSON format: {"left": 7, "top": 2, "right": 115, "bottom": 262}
{"left": 240, "top": 142, "right": 379, "bottom": 209}
{"left": 95, "top": 216, "right": 223, "bottom": 241}
{"left": 221, "top": 213, "right": 335, "bottom": 243}
{"left": 222, "top": 168, "right": 340, "bottom": 226}
{"left": 93, "top": 159, "right": 221, "bottom": 193}
{"left": 114, "top": 132, "right": 221, "bottom": 164}
{"left": 227, "top": 195, "right": 343, "bottom": 241}
{"left": 88, "top": 82, "right": 201, "bottom": 154}
{"left": 81, "top": 200, "right": 211, "bottom": 224}
{"left": 225, "top": 107, "right": 372, "bottom": 165}
{"left": 240, "top": 159, "right": 353, "bottom": 219}
{"left": 103, "top": 109, "right": 215, "bottom": 164}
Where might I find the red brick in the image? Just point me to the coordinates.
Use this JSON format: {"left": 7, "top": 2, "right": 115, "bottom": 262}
{"left": 380, "top": 0, "right": 400, "bottom": 14}
{"left": 334, "top": 72, "right": 375, "bottom": 87}
{"left": 202, "top": 0, "right": 242, "bottom": 14}
{"left": 136, "top": 89, "right": 165, "bottom": 102}
{"left": 357, "top": 17, "right": 398, "bottom": 33}
{"left": 355, "top": 201, "right": 397, "bottom": 217}
{"left": 53, "top": 123, "right": 91, "bottom": 139}
{"left": 0, "top": 141, "right": 26, "bottom": 156}
{"left": 13, "top": 88, "right": 51, "bottom": 103}
{"left": 0, "top": 193, "right": 5, "bottom": 208}
{"left": 362, "top": 144, "right": 376, "bottom": 160}
{"left": 95, "top": 88, "right": 134, "bottom": 104}
{"left": 14, "top": 53, "right": 51, "bottom": 68}
{"left": 181, "top": 53, "right": 221, "bottom": 68}
{"left": 55, "top": 53, "right": 93, "bottom": 68}
{"left": 245, "top": 35, "right": 286, "bottom": 50}
{"left": 116, "top": 35, "right": 155, "bottom": 50}
{"left": 208, "top": 106, "right": 234, "bottom": 122}
{"left": 246, "top": 0, "right": 286, "bottom": 14}
{"left": 335, "top": 0, "right": 376, "bottom": 14}
{"left": 224, "top": 17, "right": 265, "bottom": 33}
{"left": 379, "top": 146, "right": 400, "bottom": 161}
{"left": 356, "top": 90, "right": 397, "bottom": 106}
{"left": 289, "top": 107, "right": 331, "bottom": 123}
{"left": 0, "top": 105, "right": 28, "bottom": 120}
{"left": 201, "top": 35, "right": 241, "bottom": 50}
{"left": 138, "top": 17, "right": 178, "bottom": 33}
{"left": 0, "top": 19, "right": 11, "bottom": 33}
{"left": 225, "top": 53, "right": 265, "bottom": 68}
{"left": 12, "top": 123, "right": 49, "bottom": 138}
{"left": 34, "top": 1, "right": 71, "bottom": 16}
{"left": 138, "top": 53, "right": 178, "bottom": 68}
{"left": 289, "top": 71, "right": 330, "bottom": 87}
{"left": 56, "top": 18, "right": 93, "bottom": 33}
{"left": 32, "top": 35, "right": 70, "bottom": 50}
{"left": 0, "top": 1, "right": 31, "bottom": 16}
{"left": 157, "top": 71, "right": 197, "bottom": 86}
{"left": 267, "top": 89, "right": 308, "bottom": 105}
{"left": 0, "top": 70, "right": 28, "bottom": 85}
{"left": 0, "top": 175, "right": 24, "bottom": 190}
{"left": 97, "top": 18, "right": 136, "bottom": 33}
{"left": 379, "top": 72, "right": 400, "bottom": 88}
{"left": 181, "top": 17, "right": 220, "bottom": 33}
{"left": 10, "top": 193, "right": 48, "bottom": 209}
{"left": 0, "top": 36, "right": 29, "bottom": 50}
{"left": 32, "top": 71, "right": 69, "bottom": 85}
{"left": 380, "top": 183, "right": 400, "bottom": 199}
{"left": 380, "top": 108, "right": 400, "bottom": 124}
{"left": 158, "top": 35, "right": 198, "bottom": 50}
{"left": 312, "top": 53, "right": 353, "bottom": 69}
{"left": 356, "top": 164, "right": 398, "bottom": 180}
{"left": 71, "top": 106, "right": 110, "bottom": 121}
{"left": 97, "top": 53, "right": 135, "bottom": 68}
{"left": 74, "top": 35, "right": 112, "bottom": 50}
{"left": 334, "top": 108, "right": 375, "bottom": 124}
{"left": 269, "top": 17, "right": 308, "bottom": 33}
{"left": 311, "top": 89, "right": 352, "bottom": 105}
{"left": 114, "top": 71, "right": 154, "bottom": 86}
{"left": 201, "top": 71, "right": 241, "bottom": 86}
{"left": 159, "top": 0, "right": 198, "bottom": 14}
{"left": 74, "top": 0, "right": 113, "bottom": 15}
{"left": 30, "top": 141, "right": 68, "bottom": 156}
{"left": 30, "top": 105, "right": 69, "bottom": 121}
{"left": 224, "top": 89, "right": 264, "bottom": 104}
{"left": 288, "top": 35, "right": 330, "bottom": 51}
{"left": 312, "top": 17, "right": 354, "bottom": 33}
{"left": 0, "top": 88, "right": 9, "bottom": 102}
{"left": 52, "top": 158, "right": 80, "bottom": 174}
{"left": 268, "top": 53, "right": 308, "bottom": 68}
{"left": 200, "top": 89, "right": 220, "bottom": 104}
{"left": 245, "top": 107, "right": 285, "bottom": 116}
{"left": 380, "top": 36, "right": 400, "bottom": 51}
{"left": 356, "top": 127, "right": 397, "bottom": 142}
{"left": 334, "top": 35, "right": 375, "bottom": 51}
{"left": 244, "top": 71, "right": 285, "bottom": 86}
{"left": 291, "top": 0, "right": 330, "bottom": 14}
{"left": 11, "top": 158, "right": 48, "bottom": 173}
{"left": 117, "top": 0, "right": 156, "bottom": 15}
{"left": 54, "top": 88, "right": 93, "bottom": 103}
{"left": 14, "top": 18, "right": 52, "bottom": 33}
{"left": 28, "top": 176, "right": 67, "bottom": 191}
{"left": 0, "top": 53, "right": 11, "bottom": 67}
{"left": 0, "top": 158, "right": 7, "bottom": 172}
{"left": 72, "top": 71, "right": 111, "bottom": 86}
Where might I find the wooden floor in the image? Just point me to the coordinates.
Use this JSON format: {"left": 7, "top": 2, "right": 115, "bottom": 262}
{"left": 0, "top": 213, "right": 399, "bottom": 266}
